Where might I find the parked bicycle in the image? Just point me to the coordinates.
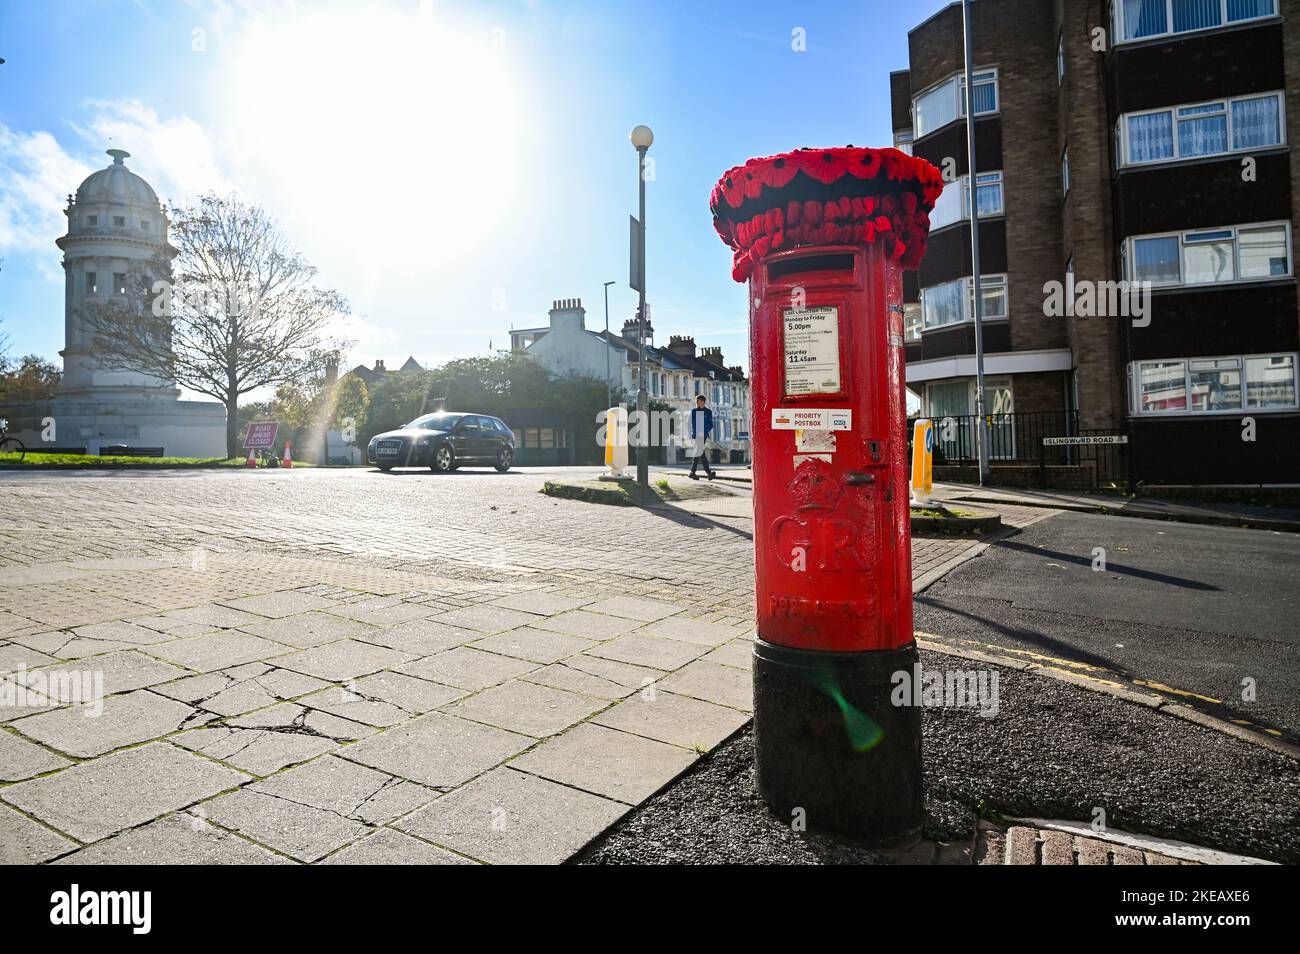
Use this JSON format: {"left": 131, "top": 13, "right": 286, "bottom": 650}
{"left": 0, "top": 418, "right": 25, "bottom": 462}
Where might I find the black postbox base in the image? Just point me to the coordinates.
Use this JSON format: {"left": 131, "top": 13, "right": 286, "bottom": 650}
{"left": 752, "top": 638, "right": 923, "bottom": 846}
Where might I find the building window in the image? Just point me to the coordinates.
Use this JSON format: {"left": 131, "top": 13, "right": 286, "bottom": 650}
{"left": 920, "top": 274, "right": 1009, "bottom": 329}
{"left": 913, "top": 69, "right": 998, "bottom": 137}
{"left": 1061, "top": 147, "right": 1070, "bottom": 195}
{"left": 1120, "top": 91, "right": 1284, "bottom": 166}
{"left": 1115, "top": 0, "right": 1276, "bottom": 43}
{"left": 1246, "top": 354, "right": 1297, "bottom": 407}
{"left": 85, "top": 271, "right": 97, "bottom": 294}
{"left": 1189, "top": 358, "right": 1242, "bottom": 411}
{"left": 904, "top": 303, "right": 923, "bottom": 342}
{"left": 930, "top": 171, "right": 1004, "bottom": 231}
{"left": 1125, "top": 222, "right": 1291, "bottom": 287}
{"left": 1130, "top": 352, "right": 1296, "bottom": 414}
{"left": 113, "top": 272, "right": 127, "bottom": 295}
{"left": 140, "top": 219, "right": 151, "bottom": 231}
{"left": 1137, "top": 360, "right": 1189, "bottom": 413}
{"left": 1057, "top": 34, "right": 1065, "bottom": 84}
{"left": 113, "top": 215, "right": 126, "bottom": 227}
{"left": 975, "top": 274, "right": 1009, "bottom": 319}
{"left": 894, "top": 129, "right": 914, "bottom": 156}
{"left": 86, "top": 215, "right": 97, "bottom": 226}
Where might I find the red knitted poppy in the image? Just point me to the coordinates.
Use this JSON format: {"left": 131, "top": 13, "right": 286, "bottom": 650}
{"left": 710, "top": 146, "right": 943, "bottom": 282}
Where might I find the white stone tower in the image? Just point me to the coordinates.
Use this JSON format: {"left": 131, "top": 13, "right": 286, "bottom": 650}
{"left": 0, "top": 149, "right": 226, "bottom": 458}
{"left": 57, "top": 148, "right": 179, "bottom": 398}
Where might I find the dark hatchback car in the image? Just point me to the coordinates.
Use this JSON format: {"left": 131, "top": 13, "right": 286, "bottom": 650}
{"left": 367, "top": 412, "right": 515, "bottom": 473}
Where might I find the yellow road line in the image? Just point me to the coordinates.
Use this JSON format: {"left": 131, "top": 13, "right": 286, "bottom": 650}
{"left": 1133, "top": 679, "right": 1221, "bottom": 704}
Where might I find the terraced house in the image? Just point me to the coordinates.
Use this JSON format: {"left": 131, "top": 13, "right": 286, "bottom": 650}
{"left": 891, "top": 0, "right": 1299, "bottom": 485}
{"left": 510, "top": 300, "right": 751, "bottom": 465}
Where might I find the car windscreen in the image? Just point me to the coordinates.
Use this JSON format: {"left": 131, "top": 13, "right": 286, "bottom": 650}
{"left": 406, "top": 413, "right": 464, "bottom": 430}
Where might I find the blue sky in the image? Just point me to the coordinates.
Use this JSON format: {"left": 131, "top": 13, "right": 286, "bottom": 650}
{"left": 0, "top": 0, "right": 951, "bottom": 382}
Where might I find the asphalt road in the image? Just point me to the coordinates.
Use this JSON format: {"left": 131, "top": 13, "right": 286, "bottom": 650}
{"left": 915, "top": 511, "right": 1300, "bottom": 738}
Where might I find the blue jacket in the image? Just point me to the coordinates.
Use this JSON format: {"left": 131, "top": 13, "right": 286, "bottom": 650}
{"left": 689, "top": 406, "right": 714, "bottom": 439}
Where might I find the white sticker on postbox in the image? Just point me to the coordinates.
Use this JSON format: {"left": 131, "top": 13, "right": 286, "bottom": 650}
{"left": 771, "top": 408, "right": 852, "bottom": 431}
{"left": 795, "top": 429, "right": 836, "bottom": 453}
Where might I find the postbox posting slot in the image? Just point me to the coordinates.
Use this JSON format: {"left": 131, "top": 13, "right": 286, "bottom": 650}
{"left": 763, "top": 246, "right": 862, "bottom": 293}
{"left": 767, "top": 252, "right": 855, "bottom": 282}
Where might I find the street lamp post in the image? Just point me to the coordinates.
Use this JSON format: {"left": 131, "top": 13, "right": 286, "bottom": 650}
{"left": 603, "top": 280, "right": 615, "bottom": 411}
{"left": 962, "top": 0, "right": 991, "bottom": 486}
{"left": 630, "top": 123, "right": 653, "bottom": 487}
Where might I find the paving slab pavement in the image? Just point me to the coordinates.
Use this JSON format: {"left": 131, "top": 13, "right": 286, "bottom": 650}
{"left": 0, "top": 469, "right": 1025, "bottom": 864}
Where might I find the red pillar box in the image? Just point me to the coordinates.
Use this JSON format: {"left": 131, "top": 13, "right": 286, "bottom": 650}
{"left": 710, "top": 147, "right": 941, "bottom": 844}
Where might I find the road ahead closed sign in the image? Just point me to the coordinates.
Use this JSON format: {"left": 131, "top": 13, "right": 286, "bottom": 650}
{"left": 1042, "top": 435, "right": 1129, "bottom": 446}
{"left": 244, "top": 421, "right": 280, "bottom": 450}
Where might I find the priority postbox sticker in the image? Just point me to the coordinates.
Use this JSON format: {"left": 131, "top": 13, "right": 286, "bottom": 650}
{"left": 771, "top": 409, "right": 852, "bottom": 431}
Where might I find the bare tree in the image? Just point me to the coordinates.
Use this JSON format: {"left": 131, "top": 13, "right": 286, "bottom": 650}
{"left": 84, "top": 194, "right": 349, "bottom": 456}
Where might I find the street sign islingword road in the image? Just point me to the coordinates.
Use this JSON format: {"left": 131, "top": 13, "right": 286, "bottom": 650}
{"left": 1042, "top": 435, "right": 1129, "bottom": 446}
{"left": 243, "top": 421, "right": 280, "bottom": 450}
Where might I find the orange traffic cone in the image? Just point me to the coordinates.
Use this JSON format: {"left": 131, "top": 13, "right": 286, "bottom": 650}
{"left": 282, "top": 443, "right": 293, "bottom": 468}
{"left": 245, "top": 449, "right": 256, "bottom": 468}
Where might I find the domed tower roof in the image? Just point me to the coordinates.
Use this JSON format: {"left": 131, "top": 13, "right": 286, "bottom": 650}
{"left": 75, "top": 149, "right": 159, "bottom": 207}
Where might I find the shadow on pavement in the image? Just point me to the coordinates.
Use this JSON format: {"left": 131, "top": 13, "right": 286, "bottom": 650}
{"left": 993, "top": 538, "right": 1219, "bottom": 592}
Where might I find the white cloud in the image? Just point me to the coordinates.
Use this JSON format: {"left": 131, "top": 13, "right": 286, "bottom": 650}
{"left": 73, "top": 99, "right": 236, "bottom": 202}
{"left": 0, "top": 125, "right": 92, "bottom": 259}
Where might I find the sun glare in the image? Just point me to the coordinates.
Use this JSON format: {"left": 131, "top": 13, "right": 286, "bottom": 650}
{"left": 224, "top": 6, "right": 522, "bottom": 273}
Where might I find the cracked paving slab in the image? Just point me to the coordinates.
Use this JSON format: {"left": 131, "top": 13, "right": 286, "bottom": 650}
{"left": 0, "top": 642, "right": 58, "bottom": 674}
{"left": 174, "top": 702, "right": 374, "bottom": 777}
{"left": 2, "top": 650, "right": 191, "bottom": 722}
{"left": 152, "top": 662, "right": 330, "bottom": 717}
{"left": 54, "top": 811, "right": 293, "bottom": 865}
{"left": 298, "top": 685, "right": 411, "bottom": 728}
{"left": 9, "top": 689, "right": 206, "bottom": 758}
{"left": 247, "top": 754, "right": 439, "bottom": 826}
{"left": 8, "top": 621, "right": 175, "bottom": 661}
{"left": 321, "top": 826, "right": 474, "bottom": 865}
{"left": 0, "top": 742, "right": 248, "bottom": 844}
{"left": 200, "top": 788, "right": 370, "bottom": 863}
{"left": 347, "top": 671, "right": 467, "bottom": 714}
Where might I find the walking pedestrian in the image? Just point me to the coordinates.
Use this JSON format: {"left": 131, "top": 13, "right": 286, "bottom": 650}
{"left": 688, "top": 393, "right": 716, "bottom": 480}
